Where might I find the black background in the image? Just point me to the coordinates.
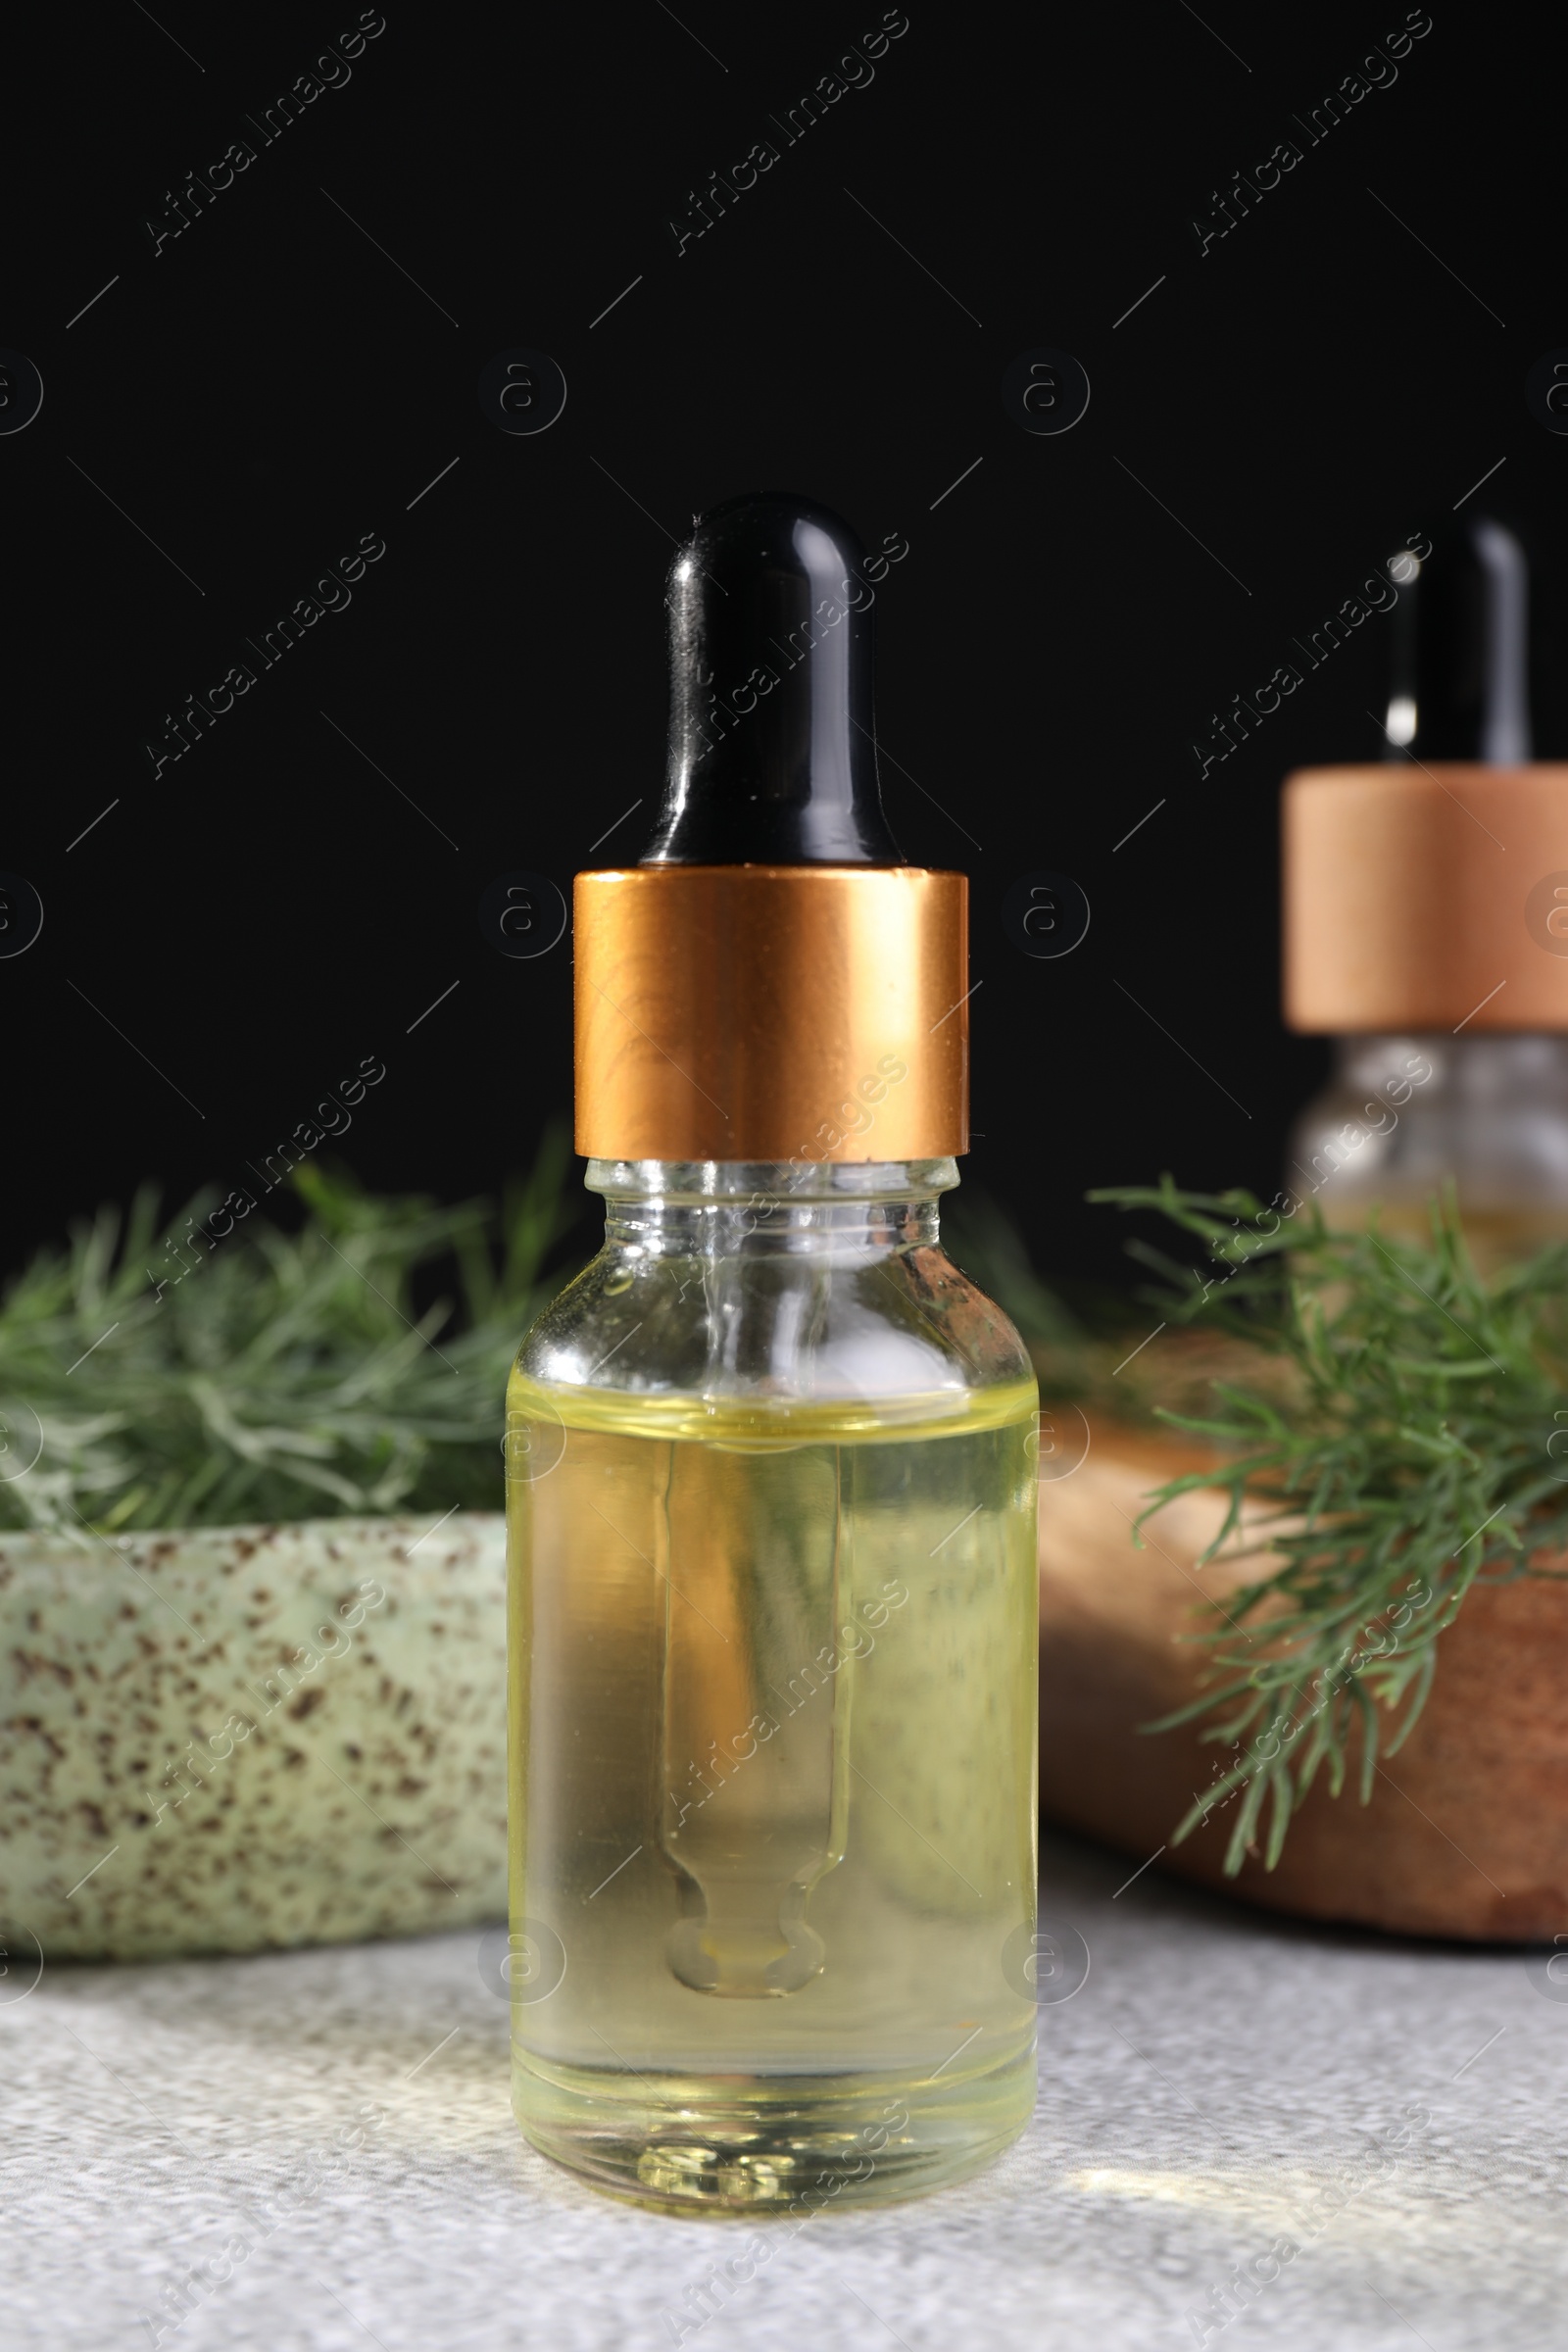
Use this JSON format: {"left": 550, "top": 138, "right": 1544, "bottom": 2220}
{"left": 6, "top": 2, "right": 1557, "bottom": 1294}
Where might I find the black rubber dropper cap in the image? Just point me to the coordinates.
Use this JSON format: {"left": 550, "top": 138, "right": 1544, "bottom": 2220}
{"left": 1384, "top": 509, "right": 1568, "bottom": 762}
{"left": 641, "top": 491, "right": 903, "bottom": 864}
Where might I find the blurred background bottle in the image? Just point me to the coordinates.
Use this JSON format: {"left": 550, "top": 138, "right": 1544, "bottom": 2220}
{"left": 1284, "top": 510, "right": 1568, "bottom": 1258}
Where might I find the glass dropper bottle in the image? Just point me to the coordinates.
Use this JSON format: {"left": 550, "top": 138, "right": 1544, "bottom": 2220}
{"left": 504, "top": 493, "right": 1039, "bottom": 2213}
{"left": 1284, "top": 511, "right": 1568, "bottom": 1258}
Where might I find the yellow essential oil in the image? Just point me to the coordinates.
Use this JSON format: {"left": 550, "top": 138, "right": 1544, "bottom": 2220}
{"left": 506, "top": 1373, "right": 1038, "bottom": 2208}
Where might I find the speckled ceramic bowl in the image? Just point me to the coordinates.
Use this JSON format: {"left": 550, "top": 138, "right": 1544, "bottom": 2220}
{"left": 0, "top": 1512, "right": 507, "bottom": 1961}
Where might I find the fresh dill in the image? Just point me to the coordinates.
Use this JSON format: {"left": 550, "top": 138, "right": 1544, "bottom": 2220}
{"left": 1090, "top": 1177, "right": 1568, "bottom": 1873}
{"left": 0, "top": 1130, "right": 581, "bottom": 1536}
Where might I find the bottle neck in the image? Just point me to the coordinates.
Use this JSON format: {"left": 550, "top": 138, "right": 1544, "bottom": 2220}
{"left": 1330, "top": 1032, "right": 1568, "bottom": 1099}
{"left": 1295, "top": 1032, "right": 1568, "bottom": 1243}
{"left": 586, "top": 1158, "right": 956, "bottom": 1259}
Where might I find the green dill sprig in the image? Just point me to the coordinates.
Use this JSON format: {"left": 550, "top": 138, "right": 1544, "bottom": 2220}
{"left": 1089, "top": 1176, "right": 1568, "bottom": 1873}
{"left": 0, "top": 1128, "right": 581, "bottom": 1536}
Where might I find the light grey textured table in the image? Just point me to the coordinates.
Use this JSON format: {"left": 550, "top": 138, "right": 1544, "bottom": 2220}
{"left": 5, "top": 1828, "right": 1563, "bottom": 2351}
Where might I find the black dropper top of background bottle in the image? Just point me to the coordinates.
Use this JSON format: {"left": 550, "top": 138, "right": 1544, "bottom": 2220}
{"left": 641, "top": 491, "right": 903, "bottom": 864}
{"left": 1384, "top": 507, "right": 1568, "bottom": 762}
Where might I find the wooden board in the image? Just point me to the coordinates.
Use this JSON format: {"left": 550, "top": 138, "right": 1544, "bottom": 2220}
{"left": 1038, "top": 1417, "right": 1568, "bottom": 1941}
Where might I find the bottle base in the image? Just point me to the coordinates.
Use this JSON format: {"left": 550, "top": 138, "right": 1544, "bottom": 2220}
{"left": 512, "top": 2036, "right": 1037, "bottom": 2214}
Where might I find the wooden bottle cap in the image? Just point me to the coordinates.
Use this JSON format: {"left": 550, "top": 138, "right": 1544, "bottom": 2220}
{"left": 1283, "top": 762, "right": 1568, "bottom": 1031}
